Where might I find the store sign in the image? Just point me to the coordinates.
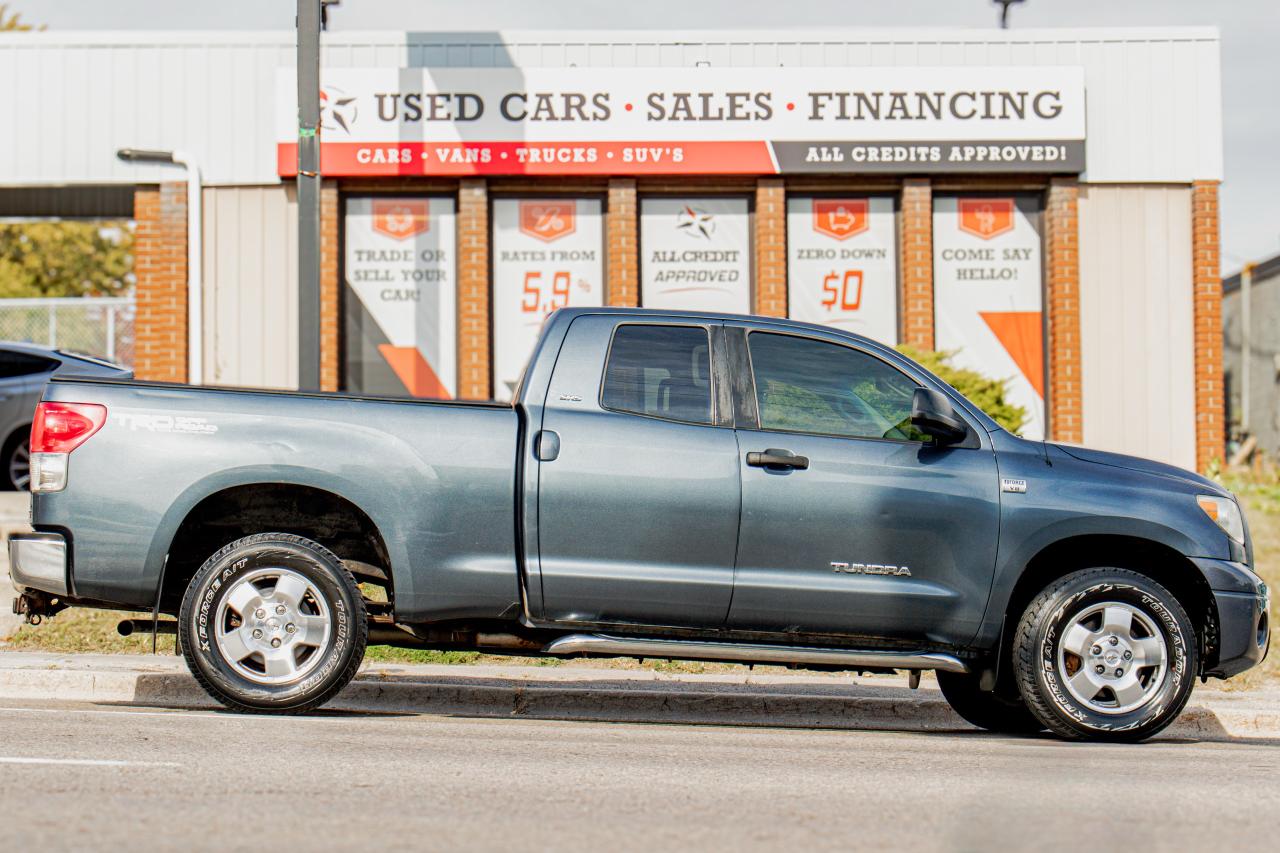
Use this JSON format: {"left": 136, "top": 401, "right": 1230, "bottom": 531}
{"left": 787, "top": 197, "right": 897, "bottom": 343}
{"left": 641, "top": 198, "right": 751, "bottom": 313}
{"left": 492, "top": 198, "right": 604, "bottom": 401}
{"left": 276, "top": 66, "right": 1085, "bottom": 176}
{"left": 933, "top": 196, "right": 1044, "bottom": 439}
{"left": 344, "top": 196, "right": 456, "bottom": 398}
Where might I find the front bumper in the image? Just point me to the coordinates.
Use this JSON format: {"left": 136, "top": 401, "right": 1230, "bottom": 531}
{"left": 1194, "top": 558, "right": 1270, "bottom": 679}
{"left": 7, "top": 532, "right": 68, "bottom": 596}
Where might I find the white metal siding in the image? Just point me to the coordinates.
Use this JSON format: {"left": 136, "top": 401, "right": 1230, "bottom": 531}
{"left": 1078, "top": 184, "right": 1196, "bottom": 469}
{"left": 0, "top": 28, "right": 1221, "bottom": 186}
{"left": 201, "top": 184, "right": 298, "bottom": 389}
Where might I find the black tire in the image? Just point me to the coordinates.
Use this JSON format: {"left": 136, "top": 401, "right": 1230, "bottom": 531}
{"left": 1012, "top": 568, "right": 1197, "bottom": 742}
{"left": 936, "top": 670, "right": 1046, "bottom": 734}
{"left": 0, "top": 429, "right": 29, "bottom": 491}
{"left": 178, "top": 533, "right": 367, "bottom": 713}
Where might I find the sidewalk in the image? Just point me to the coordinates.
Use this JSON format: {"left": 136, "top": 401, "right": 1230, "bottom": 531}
{"left": 1, "top": 649, "right": 1276, "bottom": 740}
{"left": 0, "top": 492, "right": 31, "bottom": 641}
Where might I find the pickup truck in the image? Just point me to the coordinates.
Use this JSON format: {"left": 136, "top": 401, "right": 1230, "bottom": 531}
{"left": 8, "top": 308, "right": 1270, "bottom": 741}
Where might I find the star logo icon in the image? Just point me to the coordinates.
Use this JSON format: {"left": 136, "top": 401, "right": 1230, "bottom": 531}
{"left": 319, "top": 86, "right": 358, "bottom": 135}
{"left": 675, "top": 205, "right": 716, "bottom": 240}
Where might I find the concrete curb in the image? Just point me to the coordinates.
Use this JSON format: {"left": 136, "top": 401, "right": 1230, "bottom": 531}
{"left": 0, "top": 658, "right": 1276, "bottom": 740}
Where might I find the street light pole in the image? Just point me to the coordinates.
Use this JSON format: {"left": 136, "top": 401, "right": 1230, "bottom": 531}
{"left": 297, "top": 0, "right": 322, "bottom": 391}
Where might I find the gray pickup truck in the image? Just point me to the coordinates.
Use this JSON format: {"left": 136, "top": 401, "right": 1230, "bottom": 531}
{"left": 9, "top": 308, "right": 1270, "bottom": 741}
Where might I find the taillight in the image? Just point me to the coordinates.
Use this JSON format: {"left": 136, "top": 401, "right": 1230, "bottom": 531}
{"left": 29, "top": 402, "right": 107, "bottom": 493}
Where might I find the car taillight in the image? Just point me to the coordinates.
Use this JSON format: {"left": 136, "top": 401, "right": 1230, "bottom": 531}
{"left": 29, "top": 402, "right": 107, "bottom": 493}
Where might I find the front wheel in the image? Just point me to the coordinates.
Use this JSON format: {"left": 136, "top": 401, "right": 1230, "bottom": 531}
{"left": 178, "top": 533, "right": 368, "bottom": 713}
{"left": 1012, "top": 568, "right": 1197, "bottom": 742}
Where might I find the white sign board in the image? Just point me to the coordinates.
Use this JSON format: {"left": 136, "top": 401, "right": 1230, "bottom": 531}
{"left": 492, "top": 198, "right": 604, "bottom": 401}
{"left": 787, "top": 196, "right": 898, "bottom": 343}
{"left": 276, "top": 66, "right": 1086, "bottom": 176}
{"left": 933, "top": 196, "right": 1044, "bottom": 438}
{"left": 640, "top": 197, "right": 751, "bottom": 313}
{"left": 344, "top": 196, "right": 457, "bottom": 398}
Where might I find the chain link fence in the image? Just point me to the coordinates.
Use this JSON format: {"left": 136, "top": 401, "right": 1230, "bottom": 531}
{"left": 0, "top": 297, "right": 135, "bottom": 366}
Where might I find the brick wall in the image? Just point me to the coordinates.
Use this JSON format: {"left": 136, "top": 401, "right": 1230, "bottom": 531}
{"left": 457, "top": 179, "right": 491, "bottom": 400}
{"left": 1192, "top": 180, "right": 1225, "bottom": 472}
{"left": 1045, "top": 178, "right": 1083, "bottom": 444}
{"left": 320, "top": 181, "right": 340, "bottom": 392}
{"left": 133, "top": 182, "right": 188, "bottom": 382}
{"left": 754, "top": 178, "right": 787, "bottom": 317}
{"left": 606, "top": 178, "right": 639, "bottom": 307}
{"left": 899, "top": 178, "right": 934, "bottom": 349}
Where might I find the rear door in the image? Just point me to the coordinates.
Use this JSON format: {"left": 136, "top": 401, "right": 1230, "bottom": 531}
{"left": 725, "top": 326, "right": 1001, "bottom": 645}
{"left": 534, "top": 315, "right": 741, "bottom": 628}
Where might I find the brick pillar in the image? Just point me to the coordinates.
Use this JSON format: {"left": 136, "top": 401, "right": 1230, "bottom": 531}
{"left": 899, "top": 178, "right": 934, "bottom": 350}
{"left": 457, "top": 179, "right": 491, "bottom": 401}
{"left": 1045, "top": 178, "right": 1083, "bottom": 444}
{"left": 133, "top": 182, "right": 188, "bottom": 382}
{"left": 607, "top": 178, "right": 639, "bottom": 307}
{"left": 1192, "top": 181, "right": 1225, "bottom": 472}
{"left": 754, "top": 178, "right": 787, "bottom": 317}
{"left": 319, "top": 181, "right": 340, "bottom": 392}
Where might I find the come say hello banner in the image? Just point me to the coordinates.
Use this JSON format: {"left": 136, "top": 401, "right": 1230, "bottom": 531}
{"left": 277, "top": 66, "right": 1085, "bottom": 176}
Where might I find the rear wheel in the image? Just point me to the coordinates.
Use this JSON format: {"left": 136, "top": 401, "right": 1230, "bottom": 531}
{"left": 1, "top": 431, "right": 29, "bottom": 491}
{"left": 178, "top": 533, "right": 367, "bottom": 713}
{"left": 936, "top": 670, "right": 1045, "bottom": 734}
{"left": 1013, "top": 568, "right": 1197, "bottom": 742}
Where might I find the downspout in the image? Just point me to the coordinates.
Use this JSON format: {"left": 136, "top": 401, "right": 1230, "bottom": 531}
{"left": 171, "top": 151, "right": 203, "bottom": 386}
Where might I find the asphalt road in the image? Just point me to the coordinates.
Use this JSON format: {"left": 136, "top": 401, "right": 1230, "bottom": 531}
{"left": 0, "top": 700, "right": 1278, "bottom": 852}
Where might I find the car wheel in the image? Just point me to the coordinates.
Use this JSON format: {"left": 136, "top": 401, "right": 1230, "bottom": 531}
{"left": 1012, "top": 568, "right": 1197, "bottom": 742}
{"left": 2, "top": 433, "right": 29, "bottom": 491}
{"left": 936, "top": 670, "right": 1046, "bottom": 734}
{"left": 178, "top": 533, "right": 367, "bottom": 713}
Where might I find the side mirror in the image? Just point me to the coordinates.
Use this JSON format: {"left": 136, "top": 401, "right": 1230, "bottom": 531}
{"left": 911, "top": 388, "right": 969, "bottom": 445}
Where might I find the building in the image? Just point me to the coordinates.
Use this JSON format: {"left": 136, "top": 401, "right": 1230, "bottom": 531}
{"left": 1223, "top": 254, "right": 1280, "bottom": 459}
{"left": 0, "top": 27, "right": 1225, "bottom": 470}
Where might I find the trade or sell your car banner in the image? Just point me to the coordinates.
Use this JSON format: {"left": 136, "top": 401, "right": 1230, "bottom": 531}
{"left": 277, "top": 66, "right": 1086, "bottom": 176}
{"left": 492, "top": 198, "right": 604, "bottom": 401}
{"left": 933, "top": 195, "right": 1045, "bottom": 439}
{"left": 787, "top": 196, "right": 898, "bottom": 344}
{"left": 343, "top": 196, "right": 457, "bottom": 398}
{"left": 640, "top": 197, "right": 752, "bottom": 314}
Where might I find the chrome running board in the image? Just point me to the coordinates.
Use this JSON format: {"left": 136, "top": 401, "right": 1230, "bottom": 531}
{"left": 542, "top": 633, "right": 969, "bottom": 673}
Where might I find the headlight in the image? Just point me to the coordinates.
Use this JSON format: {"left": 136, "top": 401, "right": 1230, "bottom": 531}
{"left": 1197, "top": 495, "right": 1245, "bottom": 544}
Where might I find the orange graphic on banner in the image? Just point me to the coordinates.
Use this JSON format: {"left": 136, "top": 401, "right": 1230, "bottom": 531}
{"left": 980, "top": 312, "right": 1044, "bottom": 399}
{"left": 372, "top": 199, "right": 430, "bottom": 240}
{"left": 958, "top": 198, "right": 1015, "bottom": 240}
{"left": 378, "top": 345, "right": 452, "bottom": 399}
{"left": 812, "top": 199, "right": 869, "bottom": 240}
{"left": 519, "top": 201, "right": 576, "bottom": 242}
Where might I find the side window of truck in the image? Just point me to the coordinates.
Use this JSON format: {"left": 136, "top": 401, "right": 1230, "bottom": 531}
{"left": 747, "top": 332, "right": 929, "bottom": 442}
{"left": 601, "top": 324, "right": 713, "bottom": 425}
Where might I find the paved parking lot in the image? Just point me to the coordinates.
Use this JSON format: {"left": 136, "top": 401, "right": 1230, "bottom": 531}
{"left": 1, "top": 697, "right": 1278, "bottom": 852}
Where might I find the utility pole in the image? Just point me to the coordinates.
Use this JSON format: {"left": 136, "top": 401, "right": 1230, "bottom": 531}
{"left": 296, "top": 0, "right": 323, "bottom": 390}
{"left": 1241, "top": 262, "right": 1254, "bottom": 437}
{"left": 994, "top": 0, "right": 1025, "bottom": 29}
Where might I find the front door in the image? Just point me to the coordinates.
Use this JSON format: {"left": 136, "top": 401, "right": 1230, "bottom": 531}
{"left": 535, "top": 317, "right": 740, "bottom": 628}
{"left": 726, "top": 328, "right": 1001, "bottom": 646}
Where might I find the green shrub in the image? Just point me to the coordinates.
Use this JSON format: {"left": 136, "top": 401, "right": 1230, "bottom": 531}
{"left": 897, "top": 345, "right": 1029, "bottom": 435}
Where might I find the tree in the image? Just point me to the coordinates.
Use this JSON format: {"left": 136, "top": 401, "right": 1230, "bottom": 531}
{"left": 897, "top": 345, "right": 1029, "bottom": 435}
{"left": 0, "top": 221, "right": 134, "bottom": 298}
{"left": 0, "top": 4, "right": 43, "bottom": 31}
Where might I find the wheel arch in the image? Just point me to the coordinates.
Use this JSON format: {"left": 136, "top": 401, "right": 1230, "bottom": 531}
{"left": 1001, "top": 533, "right": 1220, "bottom": 673}
{"left": 159, "top": 482, "right": 393, "bottom": 614}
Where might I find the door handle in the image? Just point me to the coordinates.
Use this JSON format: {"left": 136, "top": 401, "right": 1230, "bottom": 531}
{"left": 745, "top": 448, "right": 809, "bottom": 471}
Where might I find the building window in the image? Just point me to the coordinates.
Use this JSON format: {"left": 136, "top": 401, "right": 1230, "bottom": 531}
{"left": 786, "top": 196, "right": 899, "bottom": 345}
{"left": 932, "top": 194, "right": 1045, "bottom": 438}
{"left": 640, "top": 196, "right": 751, "bottom": 313}
{"left": 491, "top": 197, "right": 604, "bottom": 401}
{"left": 343, "top": 196, "right": 457, "bottom": 398}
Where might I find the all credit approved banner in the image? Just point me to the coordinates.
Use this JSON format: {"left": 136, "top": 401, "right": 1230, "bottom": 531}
{"left": 276, "top": 66, "right": 1085, "bottom": 176}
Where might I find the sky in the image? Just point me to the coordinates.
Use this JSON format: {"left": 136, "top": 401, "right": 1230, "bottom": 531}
{"left": 16, "top": 0, "right": 1280, "bottom": 274}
